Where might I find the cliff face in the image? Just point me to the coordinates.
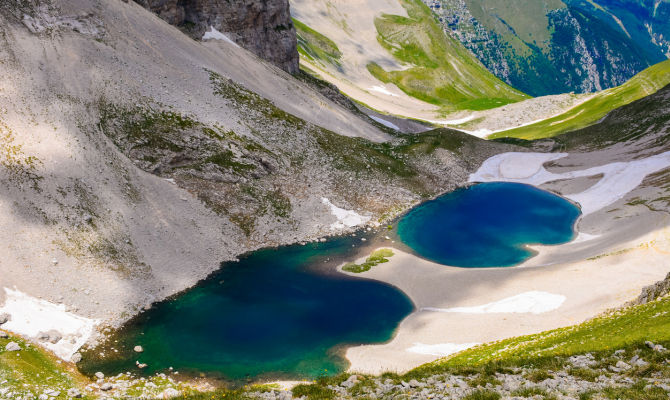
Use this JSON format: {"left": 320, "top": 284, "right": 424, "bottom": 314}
{"left": 424, "top": 0, "right": 668, "bottom": 96}
{"left": 135, "top": 0, "right": 299, "bottom": 74}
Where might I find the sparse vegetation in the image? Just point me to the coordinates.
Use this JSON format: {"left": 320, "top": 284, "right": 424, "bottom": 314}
{"left": 489, "top": 59, "right": 670, "bottom": 140}
{"left": 0, "top": 118, "right": 42, "bottom": 187}
{"left": 368, "top": 0, "right": 526, "bottom": 111}
{"left": 0, "top": 332, "right": 91, "bottom": 400}
{"left": 294, "top": 19, "right": 342, "bottom": 69}
{"left": 291, "top": 383, "right": 336, "bottom": 400}
{"left": 342, "top": 248, "right": 394, "bottom": 273}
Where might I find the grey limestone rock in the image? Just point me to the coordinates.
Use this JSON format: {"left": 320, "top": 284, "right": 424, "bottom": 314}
{"left": 5, "top": 342, "right": 21, "bottom": 351}
{"left": 134, "top": 0, "right": 299, "bottom": 74}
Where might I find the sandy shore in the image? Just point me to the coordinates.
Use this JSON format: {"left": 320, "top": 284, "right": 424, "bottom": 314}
{"left": 344, "top": 224, "right": 670, "bottom": 374}
{"left": 343, "top": 150, "right": 670, "bottom": 375}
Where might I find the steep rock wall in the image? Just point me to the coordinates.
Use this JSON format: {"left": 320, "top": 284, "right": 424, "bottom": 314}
{"left": 135, "top": 0, "right": 299, "bottom": 74}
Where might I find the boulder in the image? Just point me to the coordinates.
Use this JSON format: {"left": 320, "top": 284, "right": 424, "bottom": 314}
{"left": 0, "top": 313, "right": 10, "bottom": 325}
{"left": 37, "top": 330, "right": 63, "bottom": 344}
{"left": 340, "top": 375, "right": 359, "bottom": 388}
{"left": 161, "top": 388, "right": 181, "bottom": 398}
{"left": 5, "top": 342, "right": 21, "bottom": 351}
{"left": 133, "top": 345, "right": 144, "bottom": 353}
{"left": 71, "top": 352, "right": 83, "bottom": 363}
{"left": 615, "top": 360, "right": 631, "bottom": 370}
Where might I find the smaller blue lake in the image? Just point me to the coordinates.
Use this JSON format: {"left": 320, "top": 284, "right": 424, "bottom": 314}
{"left": 397, "top": 182, "right": 580, "bottom": 267}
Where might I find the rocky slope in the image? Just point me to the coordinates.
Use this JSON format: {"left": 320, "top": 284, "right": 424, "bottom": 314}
{"left": 424, "top": 0, "right": 669, "bottom": 96}
{"left": 0, "top": 0, "right": 516, "bottom": 338}
{"left": 134, "top": 0, "right": 299, "bottom": 73}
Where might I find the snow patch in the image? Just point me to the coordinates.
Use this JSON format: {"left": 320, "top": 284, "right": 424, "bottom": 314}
{"left": 368, "top": 115, "right": 400, "bottom": 130}
{"left": 573, "top": 232, "right": 600, "bottom": 243}
{"left": 425, "top": 115, "right": 476, "bottom": 125}
{"left": 407, "top": 342, "right": 479, "bottom": 357}
{"left": 469, "top": 151, "right": 670, "bottom": 215}
{"left": 422, "top": 291, "right": 566, "bottom": 315}
{"left": 369, "top": 86, "right": 399, "bottom": 97}
{"left": 0, "top": 288, "right": 98, "bottom": 361}
{"left": 322, "top": 198, "right": 371, "bottom": 230}
{"left": 202, "top": 26, "right": 240, "bottom": 48}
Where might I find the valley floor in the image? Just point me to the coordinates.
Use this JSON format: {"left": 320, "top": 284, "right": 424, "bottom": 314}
{"left": 343, "top": 150, "right": 670, "bottom": 374}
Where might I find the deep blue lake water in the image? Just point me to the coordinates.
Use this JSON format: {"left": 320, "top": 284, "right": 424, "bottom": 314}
{"left": 80, "top": 182, "right": 579, "bottom": 383}
{"left": 80, "top": 236, "right": 413, "bottom": 383}
{"left": 397, "top": 182, "right": 580, "bottom": 267}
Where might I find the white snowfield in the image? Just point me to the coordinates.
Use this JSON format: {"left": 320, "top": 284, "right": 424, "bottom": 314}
{"left": 0, "top": 288, "right": 98, "bottom": 361}
{"left": 407, "top": 342, "right": 480, "bottom": 357}
{"left": 369, "top": 86, "right": 400, "bottom": 97}
{"left": 469, "top": 151, "right": 670, "bottom": 215}
{"left": 202, "top": 26, "right": 240, "bottom": 47}
{"left": 368, "top": 115, "right": 400, "bottom": 131}
{"left": 322, "top": 198, "right": 371, "bottom": 230}
{"left": 424, "top": 115, "right": 476, "bottom": 126}
{"left": 421, "top": 291, "right": 566, "bottom": 315}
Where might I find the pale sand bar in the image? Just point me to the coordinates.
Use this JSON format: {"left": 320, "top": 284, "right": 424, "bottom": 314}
{"left": 344, "top": 224, "right": 670, "bottom": 375}
{"left": 343, "top": 151, "right": 670, "bottom": 374}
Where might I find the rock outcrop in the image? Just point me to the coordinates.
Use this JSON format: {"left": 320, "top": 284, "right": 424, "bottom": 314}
{"left": 134, "top": 0, "right": 299, "bottom": 74}
{"left": 631, "top": 272, "right": 670, "bottom": 305}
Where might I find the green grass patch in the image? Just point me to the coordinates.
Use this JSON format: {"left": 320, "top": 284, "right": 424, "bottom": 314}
{"left": 597, "top": 380, "right": 668, "bottom": 400}
{"left": 510, "top": 386, "right": 553, "bottom": 398}
{"left": 468, "top": 373, "right": 502, "bottom": 388}
{"left": 489, "top": 59, "right": 670, "bottom": 140}
{"left": 291, "top": 383, "right": 336, "bottom": 400}
{"left": 525, "top": 369, "right": 553, "bottom": 382}
{"left": 462, "top": 389, "right": 501, "bottom": 400}
{"left": 99, "top": 104, "right": 196, "bottom": 152}
{"left": 368, "top": 0, "right": 527, "bottom": 111}
{"left": 294, "top": 18, "right": 342, "bottom": 69}
{"left": 414, "top": 296, "right": 670, "bottom": 375}
{"left": 568, "top": 367, "right": 601, "bottom": 382}
{"left": 203, "top": 151, "right": 255, "bottom": 172}
{"left": 342, "top": 248, "right": 394, "bottom": 273}
{"left": 0, "top": 333, "right": 91, "bottom": 399}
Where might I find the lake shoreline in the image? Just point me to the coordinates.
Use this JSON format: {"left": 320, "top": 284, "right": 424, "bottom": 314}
{"left": 341, "top": 150, "right": 670, "bottom": 375}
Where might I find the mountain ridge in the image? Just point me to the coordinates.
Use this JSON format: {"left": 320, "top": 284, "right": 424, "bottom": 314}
{"left": 424, "top": 0, "right": 670, "bottom": 96}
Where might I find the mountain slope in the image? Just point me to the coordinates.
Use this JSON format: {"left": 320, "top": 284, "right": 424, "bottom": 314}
{"left": 489, "top": 58, "right": 670, "bottom": 140}
{"left": 134, "top": 0, "right": 300, "bottom": 73}
{"left": 0, "top": 0, "right": 517, "bottom": 342}
{"left": 290, "top": 0, "right": 527, "bottom": 121}
{"left": 366, "top": 0, "right": 528, "bottom": 111}
{"left": 425, "top": 0, "right": 670, "bottom": 96}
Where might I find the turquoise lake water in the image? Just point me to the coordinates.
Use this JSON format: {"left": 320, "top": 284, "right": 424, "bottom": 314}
{"left": 80, "top": 235, "right": 414, "bottom": 384}
{"left": 80, "top": 182, "right": 580, "bottom": 383}
{"left": 398, "top": 182, "right": 580, "bottom": 267}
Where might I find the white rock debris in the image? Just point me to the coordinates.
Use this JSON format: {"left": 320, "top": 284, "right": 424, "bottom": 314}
{"left": 321, "top": 198, "right": 371, "bottom": 230}
{"left": 0, "top": 288, "right": 98, "bottom": 361}
{"left": 406, "top": 342, "right": 480, "bottom": 357}
{"left": 469, "top": 151, "right": 670, "bottom": 215}
{"left": 202, "top": 26, "right": 240, "bottom": 48}
{"left": 421, "top": 291, "right": 567, "bottom": 315}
